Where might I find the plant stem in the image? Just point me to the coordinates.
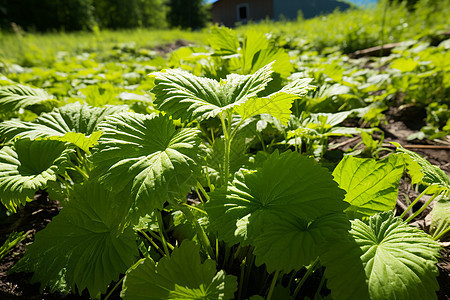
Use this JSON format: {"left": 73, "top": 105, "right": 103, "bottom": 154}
{"left": 433, "top": 226, "right": 450, "bottom": 241}
{"left": 242, "top": 250, "right": 255, "bottom": 299}
{"left": 156, "top": 210, "right": 170, "bottom": 256}
{"left": 104, "top": 276, "right": 125, "bottom": 300}
{"left": 196, "top": 182, "right": 210, "bottom": 202}
{"left": 238, "top": 257, "right": 246, "bottom": 300}
{"left": 405, "top": 192, "right": 440, "bottom": 223}
{"left": 266, "top": 271, "right": 280, "bottom": 300}
{"left": 314, "top": 272, "right": 326, "bottom": 299}
{"left": 400, "top": 187, "right": 429, "bottom": 219}
{"left": 138, "top": 230, "right": 165, "bottom": 256}
{"left": 181, "top": 206, "right": 215, "bottom": 259}
{"left": 292, "top": 257, "right": 320, "bottom": 299}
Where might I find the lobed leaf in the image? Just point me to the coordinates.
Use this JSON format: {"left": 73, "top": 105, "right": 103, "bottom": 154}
{"left": 13, "top": 181, "right": 138, "bottom": 297}
{"left": 393, "top": 142, "right": 450, "bottom": 194}
{"left": 209, "top": 26, "right": 239, "bottom": 56}
{"left": 430, "top": 196, "right": 450, "bottom": 240}
{"left": 0, "top": 84, "right": 57, "bottom": 114}
{"left": 0, "top": 103, "right": 126, "bottom": 151}
{"left": 0, "top": 139, "right": 74, "bottom": 212}
{"left": 332, "top": 154, "right": 405, "bottom": 218}
{"left": 151, "top": 63, "right": 274, "bottom": 122}
{"left": 91, "top": 112, "right": 202, "bottom": 225}
{"left": 351, "top": 211, "right": 440, "bottom": 300}
{"left": 206, "top": 151, "right": 348, "bottom": 272}
{"left": 121, "top": 240, "right": 237, "bottom": 300}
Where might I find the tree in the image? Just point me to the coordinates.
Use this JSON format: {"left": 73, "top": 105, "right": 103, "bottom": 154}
{"left": 167, "top": 0, "right": 209, "bottom": 29}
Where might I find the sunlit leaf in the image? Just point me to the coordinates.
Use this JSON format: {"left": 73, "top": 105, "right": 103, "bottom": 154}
{"left": 332, "top": 154, "right": 404, "bottom": 218}
{"left": 0, "top": 84, "right": 57, "bottom": 114}
{"left": 121, "top": 240, "right": 237, "bottom": 300}
{"left": 351, "top": 211, "right": 440, "bottom": 300}
{"left": 91, "top": 112, "right": 202, "bottom": 225}
{"left": 0, "top": 103, "right": 127, "bottom": 150}
{"left": 151, "top": 63, "right": 274, "bottom": 122}
{"left": 393, "top": 142, "right": 450, "bottom": 194}
{"left": 206, "top": 151, "right": 347, "bottom": 263}
{"left": 209, "top": 26, "right": 239, "bottom": 56}
{"left": 0, "top": 139, "right": 74, "bottom": 212}
{"left": 430, "top": 196, "right": 450, "bottom": 240}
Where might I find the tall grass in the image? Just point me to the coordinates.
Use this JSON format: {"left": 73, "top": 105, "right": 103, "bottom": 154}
{"left": 0, "top": 0, "right": 448, "bottom": 66}
{"left": 0, "top": 28, "right": 210, "bottom": 67}
{"left": 238, "top": 0, "right": 449, "bottom": 53}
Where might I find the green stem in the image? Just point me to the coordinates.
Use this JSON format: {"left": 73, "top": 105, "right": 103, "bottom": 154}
{"left": 405, "top": 192, "right": 440, "bottom": 223}
{"left": 139, "top": 230, "right": 165, "bottom": 256}
{"left": 104, "top": 276, "right": 125, "bottom": 300}
{"left": 292, "top": 257, "right": 319, "bottom": 299}
{"left": 181, "top": 206, "right": 215, "bottom": 259}
{"left": 196, "top": 182, "right": 210, "bottom": 202}
{"left": 314, "top": 272, "right": 326, "bottom": 299}
{"left": 238, "top": 257, "right": 246, "bottom": 300}
{"left": 400, "top": 187, "right": 430, "bottom": 219}
{"left": 215, "top": 238, "right": 219, "bottom": 263}
{"left": 156, "top": 210, "right": 170, "bottom": 256}
{"left": 433, "top": 226, "right": 450, "bottom": 241}
{"left": 242, "top": 250, "right": 255, "bottom": 299}
{"left": 266, "top": 271, "right": 280, "bottom": 300}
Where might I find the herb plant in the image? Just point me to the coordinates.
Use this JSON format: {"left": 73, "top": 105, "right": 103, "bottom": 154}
{"left": 0, "top": 23, "right": 448, "bottom": 300}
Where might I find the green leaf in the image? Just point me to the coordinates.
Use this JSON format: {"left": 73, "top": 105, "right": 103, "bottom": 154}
{"left": 13, "top": 181, "right": 138, "bottom": 297}
{"left": 242, "top": 31, "right": 293, "bottom": 78}
{"left": 234, "top": 92, "right": 297, "bottom": 125}
{"left": 253, "top": 213, "right": 350, "bottom": 273}
{"left": 320, "top": 234, "right": 370, "bottom": 300}
{"left": 206, "top": 150, "right": 347, "bottom": 247}
{"left": 121, "top": 240, "right": 237, "bottom": 300}
{"left": 332, "top": 154, "right": 405, "bottom": 218}
{"left": 430, "top": 196, "right": 450, "bottom": 240}
{"left": 0, "top": 84, "right": 57, "bottom": 114}
{"left": 45, "top": 131, "right": 102, "bottom": 155}
{"left": 0, "top": 103, "right": 127, "bottom": 146}
{"left": 91, "top": 112, "right": 202, "bottom": 225}
{"left": 209, "top": 26, "right": 239, "bottom": 56}
{"left": 151, "top": 63, "right": 274, "bottom": 122}
{"left": 0, "top": 139, "right": 74, "bottom": 212}
{"left": 234, "top": 78, "right": 314, "bottom": 125}
{"left": 350, "top": 211, "right": 440, "bottom": 300}
{"left": 393, "top": 142, "right": 450, "bottom": 194}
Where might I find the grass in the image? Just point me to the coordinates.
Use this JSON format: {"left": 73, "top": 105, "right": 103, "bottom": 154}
{"left": 0, "top": 0, "right": 448, "bottom": 66}
{"left": 0, "top": 28, "right": 210, "bottom": 67}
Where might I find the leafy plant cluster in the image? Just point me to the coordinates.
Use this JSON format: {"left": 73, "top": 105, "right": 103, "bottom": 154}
{"left": 0, "top": 25, "right": 449, "bottom": 300}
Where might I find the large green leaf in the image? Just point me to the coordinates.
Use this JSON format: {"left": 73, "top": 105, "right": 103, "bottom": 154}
{"left": 121, "top": 240, "right": 237, "bottom": 300}
{"left": 242, "top": 31, "right": 293, "bottom": 78}
{"left": 393, "top": 142, "right": 450, "bottom": 194}
{"left": 320, "top": 234, "right": 370, "bottom": 300}
{"left": 206, "top": 150, "right": 347, "bottom": 250}
{"left": 350, "top": 211, "right": 440, "bottom": 300}
{"left": 0, "top": 103, "right": 127, "bottom": 144}
{"left": 91, "top": 112, "right": 202, "bottom": 224}
{"left": 0, "top": 139, "right": 74, "bottom": 212}
{"left": 332, "top": 154, "right": 405, "bottom": 218}
{"left": 151, "top": 63, "right": 274, "bottom": 122}
{"left": 209, "top": 26, "right": 239, "bottom": 56}
{"left": 253, "top": 213, "right": 350, "bottom": 273}
{"left": 13, "top": 181, "right": 138, "bottom": 297}
{"left": 430, "top": 195, "right": 450, "bottom": 240}
{"left": 0, "top": 84, "right": 58, "bottom": 114}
